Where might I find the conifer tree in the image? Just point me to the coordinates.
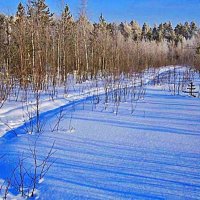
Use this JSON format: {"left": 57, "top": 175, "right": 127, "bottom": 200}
{"left": 146, "top": 27, "right": 153, "bottom": 41}
{"left": 152, "top": 25, "right": 158, "bottom": 41}
{"left": 13, "top": 2, "right": 28, "bottom": 85}
{"left": 60, "top": 4, "right": 74, "bottom": 77}
{"left": 130, "top": 20, "right": 141, "bottom": 41}
{"left": 119, "top": 22, "right": 132, "bottom": 39}
{"left": 163, "top": 22, "right": 175, "bottom": 42}
{"left": 157, "top": 23, "right": 164, "bottom": 41}
{"left": 183, "top": 22, "right": 191, "bottom": 40}
{"left": 99, "top": 13, "right": 106, "bottom": 27}
{"left": 189, "top": 22, "right": 198, "bottom": 39}
{"left": 27, "top": 0, "right": 54, "bottom": 89}
{"left": 141, "top": 22, "right": 149, "bottom": 41}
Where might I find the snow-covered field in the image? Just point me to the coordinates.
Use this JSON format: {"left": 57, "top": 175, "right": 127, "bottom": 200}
{"left": 0, "top": 66, "right": 200, "bottom": 199}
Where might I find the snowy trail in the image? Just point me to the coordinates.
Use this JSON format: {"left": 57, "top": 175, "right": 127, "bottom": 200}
{"left": 0, "top": 66, "right": 180, "bottom": 138}
{"left": 0, "top": 66, "right": 200, "bottom": 199}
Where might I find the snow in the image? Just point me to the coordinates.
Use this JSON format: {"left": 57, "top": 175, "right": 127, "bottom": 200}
{"left": 0, "top": 65, "right": 180, "bottom": 138}
{"left": 38, "top": 178, "right": 44, "bottom": 184}
{"left": 0, "top": 66, "right": 200, "bottom": 199}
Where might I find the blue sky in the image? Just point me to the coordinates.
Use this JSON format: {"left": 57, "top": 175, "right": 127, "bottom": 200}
{"left": 0, "top": 0, "right": 200, "bottom": 26}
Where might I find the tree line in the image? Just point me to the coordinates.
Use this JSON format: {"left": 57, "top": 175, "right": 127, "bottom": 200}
{"left": 0, "top": 0, "right": 200, "bottom": 91}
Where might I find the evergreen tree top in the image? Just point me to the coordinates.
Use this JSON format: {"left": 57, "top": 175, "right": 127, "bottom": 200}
{"left": 99, "top": 13, "right": 106, "bottom": 25}
{"left": 16, "top": 2, "right": 25, "bottom": 18}
{"left": 28, "top": 0, "right": 54, "bottom": 23}
{"left": 62, "top": 4, "right": 73, "bottom": 22}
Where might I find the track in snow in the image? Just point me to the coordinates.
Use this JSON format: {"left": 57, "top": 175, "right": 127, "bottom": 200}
{"left": 0, "top": 67, "right": 200, "bottom": 199}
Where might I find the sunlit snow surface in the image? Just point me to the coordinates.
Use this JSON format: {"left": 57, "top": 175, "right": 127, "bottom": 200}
{"left": 0, "top": 67, "right": 200, "bottom": 199}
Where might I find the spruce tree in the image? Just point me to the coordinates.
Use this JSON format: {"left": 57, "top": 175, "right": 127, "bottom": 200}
{"left": 27, "top": 0, "right": 54, "bottom": 89}
{"left": 99, "top": 13, "right": 106, "bottom": 27}
{"left": 157, "top": 23, "right": 164, "bottom": 42}
{"left": 146, "top": 28, "right": 153, "bottom": 41}
{"left": 189, "top": 22, "right": 198, "bottom": 39}
{"left": 16, "top": 2, "right": 25, "bottom": 20}
{"left": 183, "top": 22, "right": 190, "bottom": 40}
{"left": 163, "top": 22, "right": 175, "bottom": 42}
{"left": 13, "top": 2, "right": 28, "bottom": 85}
{"left": 152, "top": 25, "right": 158, "bottom": 41}
{"left": 130, "top": 20, "right": 141, "bottom": 41}
{"left": 60, "top": 4, "right": 74, "bottom": 75}
{"left": 119, "top": 22, "right": 132, "bottom": 39}
{"left": 141, "top": 22, "right": 149, "bottom": 41}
